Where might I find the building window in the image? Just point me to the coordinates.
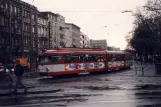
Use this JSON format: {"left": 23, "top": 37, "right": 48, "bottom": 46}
{"left": 32, "top": 26, "right": 35, "bottom": 33}
{"left": 27, "top": 25, "right": 30, "bottom": 32}
{"left": 38, "top": 18, "right": 39, "bottom": 23}
{"left": 17, "top": 7, "right": 20, "bottom": 14}
{"left": 28, "top": 38, "right": 31, "bottom": 47}
{"left": 23, "top": 10, "right": 26, "bottom": 17}
{"left": 44, "top": 28, "right": 46, "bottom": 35}
{"left": 14, "top": 6, "right": 17, "bottom": 13}
{"left": 0, "top": 16, "right": 5, "bottom": 26}
{"left": 27, "top": 11, "right": 30, "bottom": 18}
{"left": 41, "top": 27, "right": 43, "bottom": 35}
{"left": 25, "top": 39, "right": 28, "bottom": 47}
{"left": 15, "top": 20, "right": 18, "bottom": 29}
{"left": 23, "top": 39, "right": 25, "bottom": 46}
{"left": 2, "top": 38, "right": 5, "bottom": 44}
{"left": 25, "top": 24, "right": 28, "bottom": 32}
{"left": 15, "top": 39, "right": 18, "bottom": 45}
{"left": 38, "top": 27, "right": 41, "bottom": 35}
{"left": 12, "top": 38, "right": 14, "bottom": 45}
{"left": 33, "top": 38, "right": 35, "bottom": 47}
{"left": 10, "top": 5, "right": 13, "bottom": 13}
{"left": 0, "top": 3, "right": 4, "bottom": 9}
{"left": 32, "top": 14, "right": 35, "bottom": 20}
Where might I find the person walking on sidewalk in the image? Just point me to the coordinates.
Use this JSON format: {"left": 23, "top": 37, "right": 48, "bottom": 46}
{"left": 4, "top": 58, "right": 15, "bottom": 90}
{"left": 14, "top": 60, "right": 27, "bottom": 95}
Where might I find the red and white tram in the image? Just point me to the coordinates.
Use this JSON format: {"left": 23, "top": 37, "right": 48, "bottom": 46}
{"left": 38, "top": 48, "right": 133, "bottom": 76}
{"left": 106, "top": 51, "right": 125, "bottom": 71}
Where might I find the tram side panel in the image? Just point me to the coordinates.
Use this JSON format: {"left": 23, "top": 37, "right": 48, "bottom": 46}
{"left": 86, "top": 54, "right": 106, "bottom": 73}
{"left": 38, "top": 53, "right": 106, "bottom": 76}
{"left": 107, "top": 54, "right": 125, "bottom": 71}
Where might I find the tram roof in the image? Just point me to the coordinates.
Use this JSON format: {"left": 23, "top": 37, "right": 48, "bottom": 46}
{"left": 48, "top": 48, "right": 103, "bottom": 51}
{"left": 105, "top": 50, "right": 125, "bottom": 54}
{"left": 40, "top": 48, "right": 105, "bottom": 55}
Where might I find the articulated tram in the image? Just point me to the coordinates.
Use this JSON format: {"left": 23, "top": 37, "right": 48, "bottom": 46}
{"left": 38, "top": 48, "right": 133, "bottom": 76}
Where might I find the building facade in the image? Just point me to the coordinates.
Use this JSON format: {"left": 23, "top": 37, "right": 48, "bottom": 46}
{"left": 40, "top": 12, "right": 66, "bottom": 48}
{"left": 65, "top": 23, "right": 80, "bottom": 48}
{"left": 80, "top": 32, "right": 90, "bottom": 48}
{"left": 57, "top": 14, "right": 66, "bottom": 48}
{"left": 40, "top": 12, "right": 57, "bottom": 48}
{"left": 37, "top": 12, "right": 49, "bottom": 50}
{"left": 90, "top": 39, "right": 107, "bottom": 50}
{"left": 0, "top": 0, "right": 38, "bottom": 70}
{"left": 64, "top": 24, "right": 72, "bottom": 47}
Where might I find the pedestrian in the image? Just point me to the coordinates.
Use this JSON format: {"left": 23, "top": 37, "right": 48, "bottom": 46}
{"left": 14, "top": 60, "right": 27, "bottom": 95}
{"left": 4, "top": 58, "right": 15, "bottom": 86}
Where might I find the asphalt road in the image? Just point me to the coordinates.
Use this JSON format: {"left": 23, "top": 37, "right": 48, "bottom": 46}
{"left": 1, "top": 63, "right": 161, "bottom": 107}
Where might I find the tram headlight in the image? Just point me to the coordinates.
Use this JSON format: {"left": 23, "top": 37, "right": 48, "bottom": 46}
{"left": 6, "top": 69, "right": 14, "bottom": 72}
{"left": 0, "top": 69, "right": 4, "bottom": 72}
{"left": 6, "top": 69, "right": 9, "bottom": 73}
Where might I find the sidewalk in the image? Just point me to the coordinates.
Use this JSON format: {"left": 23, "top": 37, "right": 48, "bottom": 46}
{"left": 133, "top": 62, "right": 160, "bottom": 76}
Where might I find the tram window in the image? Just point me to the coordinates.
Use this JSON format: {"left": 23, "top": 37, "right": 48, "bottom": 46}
{"left": 45, "top": 56, "right": 52, "bottom": 63}
{"left": 88, "top": 56, "right": 93, "bottom": 62}
{"left": 80, "top": 55, "right": 85, "bottom": 62}
{"left": 108, "top": 54, "right": 113, "bottom": 61}
{"left": 82, "top": 54, "right": 95, "bottom": 62}
{"left": 83, "top": 56, "right": 88, "bottom": 62}
{"left": 116, "top": 55, "right": 124, "bottom": 60}
{"left": 112, "top": 55, "right": 116, "bottom": 61}
{"left": 97, "top": 55, "right": 104, "bottom": 62}
{"left": 51, "top": 55, "right": 62, "bottom": 63}
{"left": 64, "top": 55, "right": 71, "bottom": 63}
{"left": 92, "top": 55, "right": 98, "bottom": 62}
{"left": 71, "top": 55, "right": 80, "bottom": 63}
{"left": 39, "top": 56, "right": 52, "bottom": 64}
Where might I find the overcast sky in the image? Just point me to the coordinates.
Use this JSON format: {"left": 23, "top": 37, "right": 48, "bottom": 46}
{"left": 24, "top": 0, "right": 147, "bottom": 49}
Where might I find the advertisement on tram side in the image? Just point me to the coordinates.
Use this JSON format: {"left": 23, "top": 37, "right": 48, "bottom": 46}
{"left": 65, "top": 62, "right": 105, "bottom": 71}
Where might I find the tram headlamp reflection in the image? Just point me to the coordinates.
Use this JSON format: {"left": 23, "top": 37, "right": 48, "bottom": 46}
{"left": 6, "top": 69, "right": 14, "bottom": 72}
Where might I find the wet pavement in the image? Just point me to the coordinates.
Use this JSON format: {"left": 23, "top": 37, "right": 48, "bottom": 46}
{"left": 1, "top": 62, "right": 161, "bottom": 107}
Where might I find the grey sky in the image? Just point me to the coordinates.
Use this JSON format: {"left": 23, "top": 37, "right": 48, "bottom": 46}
{"left": 24, "top": 0, "right": 147, "bottom": 49}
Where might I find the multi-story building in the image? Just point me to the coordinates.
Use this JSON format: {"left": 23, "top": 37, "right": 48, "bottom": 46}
{"left": 40, "top": 12, "right": 56, "bottom": 48}
{"left": 40, "top": 12, "right": 66, "bottom": 48}
{"left": 57, "top": 14, "right": 66, "bottom": 48}
{"left": 38, "top": 12, "right": 81, "bottom": 48}
{"left": 80, "top": 32, "right": 90, "bottom": 48}
{"left": 0, "top": 0, "right": 38, "bottom": 70}
{"left": 65, "top": 23, "right": 80, "bottom": 48}
{"left": 64, "top": 24, "right": 72, "bottom": 47}
{"left": 90, "top": 39, "right": 108, "bottom": 50}
{"left": 86, "top": 38, "right": 90, "bottom": 48}
{"left": 37, "top": 12, "right": 49, "bottom": 50}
